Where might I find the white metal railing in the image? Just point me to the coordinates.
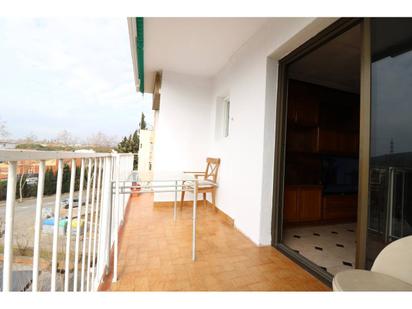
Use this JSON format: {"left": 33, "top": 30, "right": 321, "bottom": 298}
{"left": 0, "top": 150, "right": 133, "bottom": 292}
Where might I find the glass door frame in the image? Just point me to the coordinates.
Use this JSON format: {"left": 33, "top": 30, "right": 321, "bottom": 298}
{"left": 271, "top": 17, "right": 370, "bottom": 284}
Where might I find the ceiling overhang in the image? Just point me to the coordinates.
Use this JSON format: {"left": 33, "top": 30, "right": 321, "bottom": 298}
{"left": 127, "top": 17, "right": 269, "bottom": 94}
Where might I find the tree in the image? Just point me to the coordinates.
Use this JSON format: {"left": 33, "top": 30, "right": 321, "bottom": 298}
{"left": 116, "top": 114, "right": 148, "bottom": 169}
{"left": 0, "top": 118, "right": 9, "bottom": 139}
{"left": 87, "top": 131, "right": 116, "bottom": 147}
{"left": 17, "top": 163, "right": 29, "bottom": 203}
{"left": 131, "top": 131, "right": 139, "bottom": 154}
{"left": 117, "top": 136, "right": 130, "bottom": 153}
{"left": 15, "top": 161, "right": 38, "bottom": 202}
{"left": 44, "top": 168, "right": 57, "bottom": 196}
{"left": 55, "top": 130, "right": 75, "bottom": 145}
{"left": 116, "top": 132, "right": 140, "bottom": 169}
{"left": 22, "top": 132, "right": 38, "bottom": 144}
{"left": 62, "top": 163, "right": 71, "bottom": 193}
{"left": 139, "top": 113, "right": 147, "bottom": 131}
{"left": 18, "top": 174, "right": 27, "bottom": 203}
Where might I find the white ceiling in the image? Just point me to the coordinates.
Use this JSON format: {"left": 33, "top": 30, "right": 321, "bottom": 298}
{"left": 288, "top": 24, "right": 361, "bottom": 94}
{"left": 142, "top": 17, "right": 268, "bottom": 91}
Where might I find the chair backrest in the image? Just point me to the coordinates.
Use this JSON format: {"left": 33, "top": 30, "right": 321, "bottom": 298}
{"left": 204, "top": 158, "right": 221, "bottom": 183}
{"left": 371, "top": 235, "right": 412, "bottom": 285}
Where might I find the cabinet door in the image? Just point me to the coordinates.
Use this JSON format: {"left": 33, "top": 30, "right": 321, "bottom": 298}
{"left": 338, "top": 132, "right": 358, "bottom": 154}
{"left": 322, "top": 195, "right": 357, "bottom": 221}
{"left": 288, "top": 80, "right": 319, "bottom": 127}
{"left": 287, "top": 99, "right": 298, "bottom": 124}
{"left": 317, "top": 129, "right": 339, "bottom": 153}
{"left": 284, "top": 187, "right": 299, "bottom": 223}
{"left": 299, "top": 187, "right": 322, "bottom": 221}
{"left": 287, "top": 128, "right": 317, "bottom": 153}
{"left": 296, "top": 100, "right": 319, "bottom": 127}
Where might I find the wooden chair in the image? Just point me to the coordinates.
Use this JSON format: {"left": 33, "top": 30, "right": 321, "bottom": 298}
{"left": 180, "top": 158, "right": 221, "bottom": 210}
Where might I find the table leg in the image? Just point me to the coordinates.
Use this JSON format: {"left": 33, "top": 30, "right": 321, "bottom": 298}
{"left": 174, "top": 180, "right": 177, "bottom": 222}
{"left": 192, "top": 180, "right": 197, "bottom": 261}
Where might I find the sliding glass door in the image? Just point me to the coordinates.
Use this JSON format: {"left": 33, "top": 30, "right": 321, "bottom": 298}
{"left": 273, "top": 18, "right": 412, "bottom": 281}
{"left": 366, "top": 18, "right": 412, "bottom": 268}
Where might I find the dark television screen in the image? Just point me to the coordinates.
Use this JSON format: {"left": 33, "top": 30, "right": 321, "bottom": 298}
{"left": 321, "top": 156, "right": 359, "bottom": 194}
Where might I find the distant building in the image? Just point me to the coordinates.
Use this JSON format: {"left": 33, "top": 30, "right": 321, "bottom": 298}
{"left": 137, "top": 129, "right": 154, "bottom": 180}
{"left": 0, "top": 158, "right": 83, "bottom": 180}
{"left": 0, "top": 160, "right": 40, "bottom": 180}
{"left": 74, "top": 149, "right": 96, "bottom": 153}
{"left": 0, "top": 141, "right": 17, "bottom": 150}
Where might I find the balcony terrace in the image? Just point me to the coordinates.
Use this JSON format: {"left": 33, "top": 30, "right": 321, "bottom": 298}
{"left": 102, "top": 193, "right": 329, "bottom": 291}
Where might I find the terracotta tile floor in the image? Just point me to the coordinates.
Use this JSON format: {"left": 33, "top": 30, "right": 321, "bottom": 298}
{"left": 105, "top": 194, "right": 330, "bottom": 291}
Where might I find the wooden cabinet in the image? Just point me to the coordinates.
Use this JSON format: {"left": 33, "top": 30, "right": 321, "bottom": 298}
{"left": 339, "top": 132, "right": 359, "bottom": 154}
{"left": 284, "top": 187, "right": 299, "bottom": 223}
{"left": 287, "top": 127, "right": 359, "bottom": 156}
{"left": 283, "top": 185, "right": 322, "bottom": 223}
{"left": 316, "top": 128, "right": 359, "bottom": 155}
{"left": 317, "top": 128, "right": 339, "bottom": 153}
{"left": 284, "top": 187, "right": 358, "bottom": 224}
{"left": 299, "top": 187, "right": 323, "bottom": 221}
{"left": 283, "top": 80, "right": 360, "bottom": 225}
{"left": 286, "top": 128, "right": 317, "bottom": 153}
{"left": 288, "top": 80, "right": 319, "bottom": 127}
{"left": 323, "top": 195, "right": 357, "bottom": 221}
{"left": 285, "top": 154, "right": 321, "bottom": 185}
{"left": 286, "top": 80, "right": 360, "bottom": 157}
{"left": 288, "top": 99, "right": 319, "bottom": 127}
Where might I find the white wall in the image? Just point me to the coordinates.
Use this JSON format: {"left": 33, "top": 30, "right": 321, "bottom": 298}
{"left": 208, "top": 18, "right": 338, "bottom": 245}
{"left": 137, "top": 129, "right": 154, "bottom": 180}
{"left": 152, "top": 18, "right": 338, "bottom": 244}
{"left": 153, "top": 71, "right": 212, "bottom": 201}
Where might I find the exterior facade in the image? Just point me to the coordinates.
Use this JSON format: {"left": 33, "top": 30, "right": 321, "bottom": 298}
{"left": 137, "top": 129, "right": 154, "bottom": 179}
{"left": 128, "top": 17, "right": 412, "bottom": 284}
{"left": 1, "top": 17, "right": 411, "bottom": 292}
{"left": 0, "top": 141, "right": 17, "bottom": 150}
{"left": 128, "top": 17, "right": 338, "bottom": 245}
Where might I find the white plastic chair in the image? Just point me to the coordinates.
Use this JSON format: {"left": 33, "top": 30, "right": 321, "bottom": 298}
{"left": 333, "top": 235, "right": 412, "bottom": 291}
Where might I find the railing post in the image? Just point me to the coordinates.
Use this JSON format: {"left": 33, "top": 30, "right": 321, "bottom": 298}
{"left": 94, "top": 156, "right": 108, "bottom": 289}
{"left": 51, "top": 159, "right": 64, "bottom": 292}
{"left": 2, "top": 161, "right": 17, "bottom": 292}
{"left": 86, "top": 158, "right": 98, "bottom": 291}
{"left": 32, "top": 160, "right": 46, "bottom": 292}
{"left": 104, "top": 157, "right": 114, "bottom": 277}
{"left": 73, "top": 158, "right": 85, "bottom": 292}
{"left": 81, "top": 158, "right": 93, "bottom": 291}
{"left": 64, "top": 159, "right": 76, "bottom": 291}
{"left": 112, "top": 154, "right": 120, "bottom": 282}
{"left": 90, "top": 157, "right": 103, "bottom": 291}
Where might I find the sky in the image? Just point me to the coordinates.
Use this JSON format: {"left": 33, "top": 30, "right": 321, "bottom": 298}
{"left": 0, "top": 18, "right": 152, "bottom": 143}
{"left": 370, "top": 50, "right": 412, "bottom": 157}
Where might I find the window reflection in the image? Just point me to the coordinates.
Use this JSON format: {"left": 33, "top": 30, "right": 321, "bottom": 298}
{"left": 367, "top": 18, "right": 412, "bottom": 268}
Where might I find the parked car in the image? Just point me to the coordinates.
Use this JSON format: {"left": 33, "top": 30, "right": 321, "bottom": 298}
{"left": 61, "top": 198, "right": 85, "bottom": 209}
{"left": 26, "top": 176, "right": 38, "bottom": 185}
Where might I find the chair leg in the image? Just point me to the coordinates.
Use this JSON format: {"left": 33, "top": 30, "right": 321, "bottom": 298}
{"left": 211, "top": 190, "right": 217, "bottom": 211}
{"left": 203, "top": 193, "right": 207, "bottom": 207}
{"left": 180, "top": 190, "right": 185, "bottom": 210}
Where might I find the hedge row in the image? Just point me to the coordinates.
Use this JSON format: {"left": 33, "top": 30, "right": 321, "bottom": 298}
{"left": 0, "top": 164, "right": 82, "bottom": 201}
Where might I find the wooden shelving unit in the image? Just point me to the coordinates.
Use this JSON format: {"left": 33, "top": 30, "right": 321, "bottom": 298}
{"left": 284, "top": 79, "right": 360, "bottom": 224}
